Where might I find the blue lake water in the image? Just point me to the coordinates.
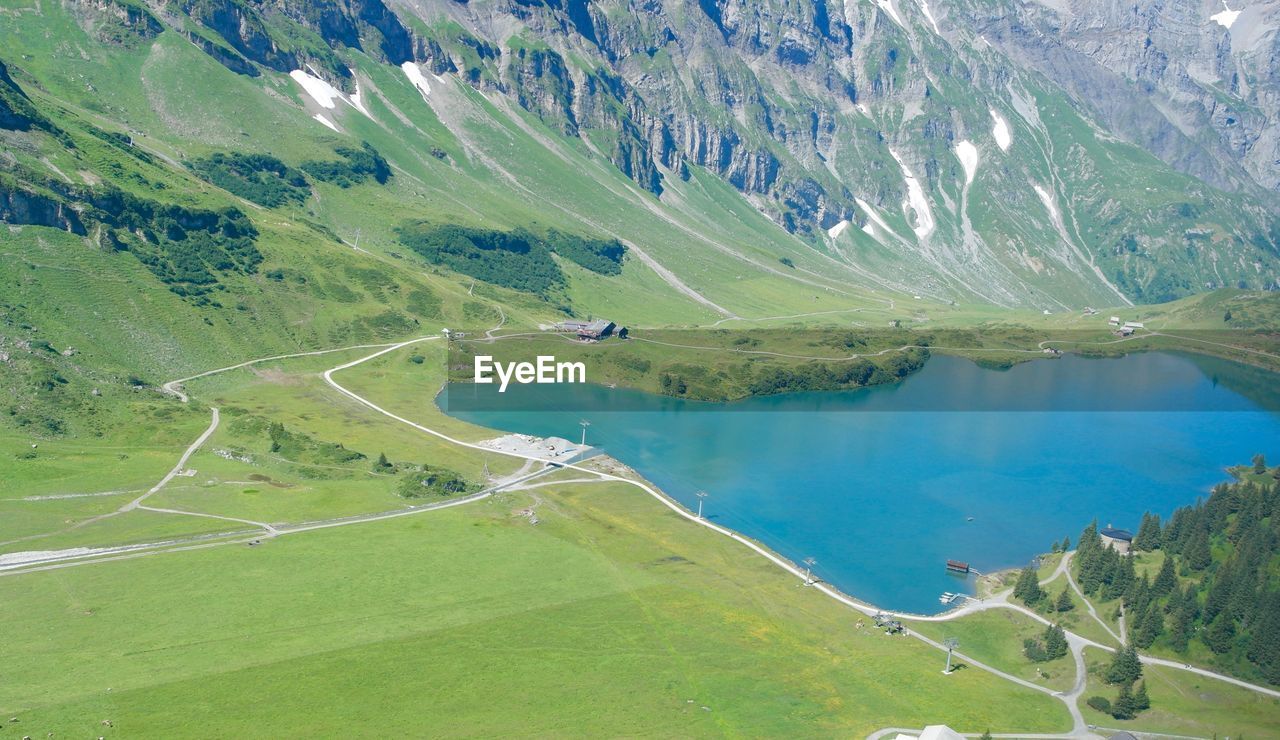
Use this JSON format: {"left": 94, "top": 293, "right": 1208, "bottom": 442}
{"left": 443, "top": 352, "right": 1280, "bottom": 614}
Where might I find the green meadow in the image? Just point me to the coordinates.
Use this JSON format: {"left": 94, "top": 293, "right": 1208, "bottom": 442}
{"left": 0, "top": 479, "right": 1071, "bottom": 738}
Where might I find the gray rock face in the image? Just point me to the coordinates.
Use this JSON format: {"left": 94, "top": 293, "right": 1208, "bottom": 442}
{"left": 81, "top": 0, "right": 1280, "bottom": 302}
{"left": 985, "top": 0, "right": 1280, "bottom": 193}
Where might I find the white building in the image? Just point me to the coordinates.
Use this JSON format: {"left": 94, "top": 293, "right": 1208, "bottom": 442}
{"left": 892, "top": 725, "right": 965, "bottom": 740}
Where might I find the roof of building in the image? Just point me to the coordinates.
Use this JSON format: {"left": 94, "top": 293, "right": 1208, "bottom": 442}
{"left": 1108, "top": 733, "right": 1139, "bottom": 740}
{"left": 1101, "top": 527, "right": 1133, "bottom": 541}
{"left": 919, "top": 726, "right": 964, "bottom": 740}
{"left": 580, "top": 318, "right": 613, "bottom": 333}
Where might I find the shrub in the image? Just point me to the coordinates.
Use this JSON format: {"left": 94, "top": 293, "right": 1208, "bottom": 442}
{"left": 187, "top": 152, "right": 310, "bottom": 207}
{"left": 398, "top": 465, "right": 477, "bottom": 498}
{"left": 301, "top": 142, "right": 391, "bottom": 187}
{"left": 1086, "top": 696, "right": 1111, "bottom": 714}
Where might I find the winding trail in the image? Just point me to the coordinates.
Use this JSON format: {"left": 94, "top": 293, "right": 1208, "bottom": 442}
{"left": 121, "top": 409, "right": 220, "bottom": 513}
{"left": 1053, "top": 552, "right": 1124, "bottom": 646}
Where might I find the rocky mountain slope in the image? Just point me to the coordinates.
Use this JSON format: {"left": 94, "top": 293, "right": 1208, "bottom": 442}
{"left": 2, "top": 0, "right": 1279, "bottom": 312}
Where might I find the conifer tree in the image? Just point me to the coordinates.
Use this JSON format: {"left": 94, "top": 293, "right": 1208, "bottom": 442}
{"left": 1134, "top": 512, "right": 1162, "bottom": 551}
{"left": 1151, "top": 556, "right": 1177, "bottom": 597}
{"left": 1112, "top": 682, "right": 1137, "bottom": 719}
{"left": 1135, "top": 681, "right": 1150, "bottom": 712}
{"left": 1204, "top": 613, "right": 1236, "bottom": 654}
{"left": 1184, "top": 528, "right": 1212, "bottom": 570}
{"left": 1106, "top": 644, "right": 1143, "bottom": 685}
{"left": 1135, "top": 603, "right": 1164, "bottom": 649}
{"left": 1044, "top": 624, "right": 1069, "bottom": 660}
{"left": 1055, "top": 586, "right": 1074, "bottom": 612}
{"left": 1013, "top": 565, "right": 1045, "bottom": 606}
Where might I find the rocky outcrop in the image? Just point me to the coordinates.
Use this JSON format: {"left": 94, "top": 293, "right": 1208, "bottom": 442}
{"left": 72, "top": 0, "right": 163, "bottom": 46}
{"left": 165, "top": 0, "right": 415, "bottom": 87}
{"left": 0, "top": 184, "right": 87, "bottom": 235}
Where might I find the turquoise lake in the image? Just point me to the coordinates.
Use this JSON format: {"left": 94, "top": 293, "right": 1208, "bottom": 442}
{"left": 444, "top": 351, "right": 1280, "bottom": 614}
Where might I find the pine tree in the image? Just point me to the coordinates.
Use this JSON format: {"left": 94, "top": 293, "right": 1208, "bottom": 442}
{"left": 1255, "top": 453, "right": 1269, "bottom": 475}
{"left": 1079, "top": 520, "right": 1101, "bottom": 558}
{"left": 1106, "top": 644, "right": 1143, "bottom": 685}
{"left": 1169, "top": 585, "right": 1198, "bottom": 653}
{"left": 1204, "top": 562, "right": 1234, "bottom": 623}
{"left": 1045, "top": 623, "right": 1069, "bottom": 660}
{"left": 1112, "top": 682, "right": 1137, "bottom": 719}
{"left": 1134, "top": 512, "right": 1163, "bottom": 551}
{"left": 1062, "top": 535, "right": 1071, "bottom": 552}
{"left": 1247, "top": 592, "right": 1280, "bottom": 684}
{"left": 1204, "top": 613, "right": 1237, "bottom": 654}
{"left": 1134, "top": 603, "right": 1164, "bottom": 649}
{"left": 1151, "top": 555, "right": 1177, "bottom": 597}
{"left": 374, "top": 451, "right": 392, "bottom": 471}
{"left": 1184, "top": 528, "right": 1212, "bottom": 571}
{"left": 1056, "top": 586, "right": 1074, "bottom": 612}
{"left": 1133, "top": 680, "right": 1150, "bottom": 712}
{"left": 1013, "top": 565, "right": 1045, "bottom": 606}
{"left": 1103, "top": 548, "right": 1134, "bottom": 600}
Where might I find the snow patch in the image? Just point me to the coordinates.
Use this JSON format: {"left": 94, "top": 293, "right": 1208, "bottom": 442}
{"left": 313, "top": 113, "right": 339, "bottom": 132}
{"left": 349, "top": 82, "right": 371, "bottom": 117}
{"left": 888, "top": 148, "right": 935, "bottom": 239}
{"left": 289, "top": 69, "right": 342, "bottom": 110}
{"left": 954, "top": 140, "right": 978, "bottom": 185}
{"left": 990, "top": 109, "right": 1012, "bottom": 151}
{"left": 856, "top": 197, "right": 899, "bottom": 240}
{"left": 875, "top": 0, "right": 904, "bottom": 26}
{"left": 1211, "top": 1, "right": 1240, "bottom": 29}
{"left": 1033, "top": 184, "right": 1059, "bottom": 222}
{"left": 915, "top": 0, "right": 941, "bottom": 34}
{"left": 402, "top": 61, "right": 432, "bottom": 100}
{"left": 828, "top": 220, "right": 850, "bottom": 238}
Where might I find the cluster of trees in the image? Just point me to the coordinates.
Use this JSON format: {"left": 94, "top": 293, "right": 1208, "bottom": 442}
{"left": 396, "top": 223, "right": 628, "bottom": 296}
{"left": 1075, "top": 456, "right": 1280, "bottom": 685}
{"left": 746, "top": 349, "right": 928, "bottom": 397}
{"left": 1012, "top": 563, "right": 1076, "bottom": 613}
{"left": 300, "top": 142, "right": 392, "bottom": 188}
{"left": 188, "top": 152, "right": 310, "bottom": 208}
{"left": 398, "top": 465, "right": 477, "bottom": 499}
{"left": 1088, "top": 646, "right": 1150, "bottom": 720}
{"left": 1024, "top": 623, "right": 1068, "bottom": 662}
{"left": 542, "top": 228, "right": 626, "bottom": 276}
